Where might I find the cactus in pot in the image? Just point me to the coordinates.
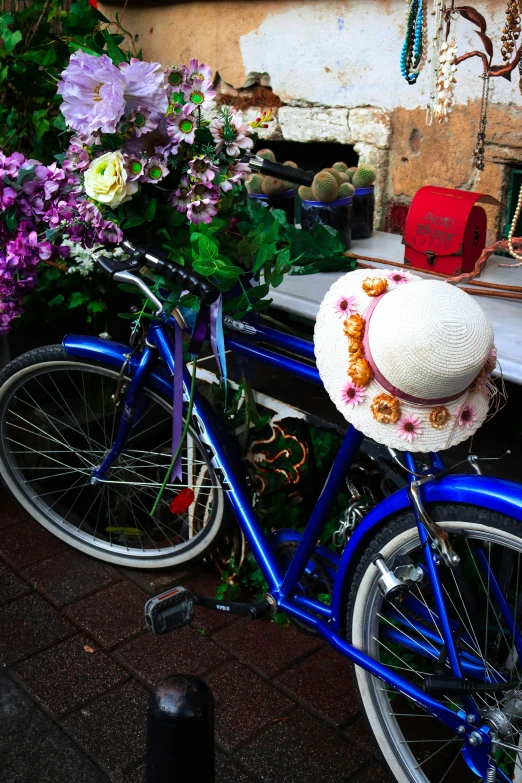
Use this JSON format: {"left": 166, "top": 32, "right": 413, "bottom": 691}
{"left": 245, "top": 173, "right": 265, "bottom": 194}
{"left": 332, "top": 161, "right": 348, "bottom": 173}
{"left": 301, "top": 168, "right": 354, "bottom": 250}
{"left": 311, "top": 171, "right": 339, "bottom": 203}
{"left": 352, "top": 164, "right": 377, "bottom": 189}
{"left": 338, "top": 182, "right": 355, "bottom": 198}
{"left": 257, "top": 148, "right": 276, "bottom": 162}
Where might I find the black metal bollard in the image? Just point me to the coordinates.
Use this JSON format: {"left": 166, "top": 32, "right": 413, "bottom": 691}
{"left": 145, "top": 675, "right": 215, "bottom": 783}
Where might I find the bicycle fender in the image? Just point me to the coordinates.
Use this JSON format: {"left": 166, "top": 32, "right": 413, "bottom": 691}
{"left": 331, "top": 474, "right": 522, "bottom": 631}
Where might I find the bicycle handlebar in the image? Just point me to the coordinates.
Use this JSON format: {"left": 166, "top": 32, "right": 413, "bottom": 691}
{"left": 246, "top": 155, "right": 314, "bottom": 187}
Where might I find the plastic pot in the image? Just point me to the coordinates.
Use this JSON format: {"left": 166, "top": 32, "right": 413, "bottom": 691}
{"left": 249, "top": 189, "right": 295, "bottom": 224}
{"left": 352, "top": 186, "right": 374, "bottom": 239}
{"left": 301, "top": 196, "right": 353, "bottom": 249}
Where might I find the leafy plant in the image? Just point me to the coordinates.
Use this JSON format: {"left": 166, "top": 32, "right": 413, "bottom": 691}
{"left": 0, "top": 1, "right": 98, "bottom": 161}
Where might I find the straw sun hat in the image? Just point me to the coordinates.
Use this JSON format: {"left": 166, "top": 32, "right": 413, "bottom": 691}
{"left": 314, "top": 268, "right": 497, "bottom": 452}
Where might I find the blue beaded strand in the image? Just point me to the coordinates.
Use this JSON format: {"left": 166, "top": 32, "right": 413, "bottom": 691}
{"left": 400, "top": 0, "right": 424, "bottom": 84}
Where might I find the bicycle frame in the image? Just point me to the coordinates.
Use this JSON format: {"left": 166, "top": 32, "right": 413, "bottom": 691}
{"left": 63, "top": 317, "right": 522, "bottom": 775}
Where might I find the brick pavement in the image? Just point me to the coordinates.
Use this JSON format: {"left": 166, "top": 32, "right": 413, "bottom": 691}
{"left": 0, "top": 487, "right": 392, "bottom": 783}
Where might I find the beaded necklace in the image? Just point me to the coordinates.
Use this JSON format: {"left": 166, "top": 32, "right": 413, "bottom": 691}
{"left": 400, "top": 0, "right": 428, "bottom": 84}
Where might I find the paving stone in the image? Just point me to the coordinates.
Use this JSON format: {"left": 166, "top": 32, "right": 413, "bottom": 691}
{"left": 212, "top": 616, "right": 323, "bottom": 677}
{"left": 119, "top": 565, "right": 188, "bottom": 596}
{"left": 0, "top": 674, "right": 109, "bottom": 783}
{"left": 61, "top": 680, "right": 149, "bottom": 777}
{"left": 0, "top": 593, "right": 75, "bottom": 665}
{"left": 345, "top": 716, "right": 381, "bottom": 757}
{"left": 0, "top": 561, "right": 32, "bottom": 607}
{"left": 183, "top": 568, "right": 238, "bottom": 633}
{"left": 123, "top": 764, "right": 145, "bottom": 783}
{"left": 235, "top": 708, "right": 367, "bottom": 783}
{"left": 0, "top": 519, "right": 68, "bottom": 569}
{"left": 114, "top": 626, "right": 229, "bottom": 688}
{"left": 0, "top": 489, "right": 32, "bottom": 530}
{"left": 276, "top": 646, "right": 359, "bottom": 725}
{"left": 352, "top": 762, "right": 396, "bottom": 783}
{"left": 217, "top": 751, "right": 256, "bottom": 783}
{"left": 11, "top": 634, "right": 129, "bottom": 716}
{"left": 22, "top": 549, "right": 121, "bottom": 607}
{"left": 207, "top": 659, "right": 295, "bottom": 751}
{"left": 64, "top": 581, "right": 147, "bottom": 649}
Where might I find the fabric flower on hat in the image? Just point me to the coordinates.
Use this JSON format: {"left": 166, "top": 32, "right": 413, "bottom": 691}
{"left": 209, "top": 109, "right": 254, "bottom": 157}
{"left": 386, "top": 269, "right": 413, "bottom": 286}
{"left": 456, "top": 403, "right": 476, "bottom": 429}
{"left": 362, "top": 276, "right": 388, "bottom": 297}
{"left": 347, "top": 337, "right": 363, "bottom": 361}
{"left": 57, "top": 51, "right": 126, "bottom": 135}
{"left": 182, "top": 78, "right": 216, "bottom": 111}
{"left": 340, "top": 381, "right": 365, "bottom": 408}
{"left": 348, "top": 358, "right": 372, "bottom": 387}
{"left": 397, "top": 414, "right": 423, "bottom": 442}
{"left": 119, "top": 58, "right": 169, "bottom": 121}
{"left": 334, "top": 295, "right": 356, "bottom": 318}
{"left": 429, "top": 406, "right": 450, "bottom": 429}
{"left": 370, "top": 393, "right": 401, "bottom": 424}
{"left": 344, "top": 313, "right": 365, "bottom": 340}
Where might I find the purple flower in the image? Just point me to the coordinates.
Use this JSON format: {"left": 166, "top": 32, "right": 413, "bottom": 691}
{"left": 188, "top": 182, "right": 219, "bottom": 202}
{"left": 188, "top": 155, "right": 218, "bottom": 184}
{"left": 63, "top": 135, "right": 92, "bottom": 173}
{"left": 141, "top": 156, "right": 169, "bottom": 184}
{"left": 0, "top": 186, "right": 17, "bottom": 210}
{"left": 124, "top": 154, "right": 145, "bottom": 181}
{"left": 181, "top": 78, "right": 216, "bottom": 111}
{"left": 167, "top": 66, "right": 185, "bottom": 90}
{"left": 168, "top": 104, "right": 197, "bottom": 145}
{"left": 57, "top": 51, "right": 126, "bottom": 135}
{"left": 119, "top": 58, "right": 168, "bottom": 121}
{"left": 97, "top": 220, "right": 122, "bottom": 244}
{"left": 169, "top": 176, "right": 190, "bottom": 213}
{"left": 220, "top": 160, "right": 250, "bottom": 192}
{"left": 183, "top": 59, "right": 213, "bottom": 84}
{"left": 127, "top": 106, "right": 158, "bottom": 137}
{"left": 187, "top": 197, "right": 218, "bottom": 225}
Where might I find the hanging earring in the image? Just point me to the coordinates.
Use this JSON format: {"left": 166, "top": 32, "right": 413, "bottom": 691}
{"left": 426, "top": 0, "right": 446, "bottom": 125}
{"left": 473, "top": 69, "right": 490, "bottom": 171}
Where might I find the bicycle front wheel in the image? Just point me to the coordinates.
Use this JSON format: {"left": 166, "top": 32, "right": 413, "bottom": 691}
{"left": 346, "top": 503, "right": 522, "bottom": 783}
{"left": 0, "top": 345, "right": 227, "bottom": 568}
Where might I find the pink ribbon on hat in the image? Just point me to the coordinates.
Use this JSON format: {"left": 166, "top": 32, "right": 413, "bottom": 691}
{"left": 361, "top": 294, "right": 466, "bottom": 406}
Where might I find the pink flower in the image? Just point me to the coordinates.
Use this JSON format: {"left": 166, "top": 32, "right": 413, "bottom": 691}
{"left": 183, "top": 59, "right": 213, "bottom": 84}
{"left": 127, "top": 106, "right": 158, "bottom": 137}
{"left": 397, "top": 414, "right": 423, "bottom": 443}
{"left": 168, "top": 104, "right": 197, "bottom": 145}
{"left": 386, "top": 269, "right": 413, "bottom": 285}
{"left": 181, "top": 78, "right": 216, "bottom": 112}
{"left": 188, "top": 155, "right": 218, "bottom": 184}
{"left": 220, "top": 160, "right": 250, "bottom": 192}
{"left": 209, "top": 108, "right": 253, "bottom": 157}
{"left": 485, "top": 347, "right": 497, "bottom": 375}
{"left": 340, "top": 381, "right": 365, "bottom": 408}
{"left": 169, "top": 176, "right": 190, "bottom": 213}
{"left": 334, "top": 295, "right": 356, "bottom": 318}
{"left": 141, "top": 156, "right": 169, "bottom": 184}
{"left": 456, "top": 404, "right": 476, "bottom": 429}
{"left": 187, "top": 198, "right": 218, "bottom": 225}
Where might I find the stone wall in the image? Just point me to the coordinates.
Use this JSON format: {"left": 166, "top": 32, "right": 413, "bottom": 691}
{"left": 100, "top": 0, "right": 522, "bottom": 239}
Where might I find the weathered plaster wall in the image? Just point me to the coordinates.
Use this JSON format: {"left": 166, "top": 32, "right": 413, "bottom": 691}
{"left": 100, "top": 0, "right": 522, "bottom": 237}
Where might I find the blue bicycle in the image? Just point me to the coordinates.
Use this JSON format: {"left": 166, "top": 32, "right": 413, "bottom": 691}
{"left": 2, "top": 232, "right": 522, "bottom": 783}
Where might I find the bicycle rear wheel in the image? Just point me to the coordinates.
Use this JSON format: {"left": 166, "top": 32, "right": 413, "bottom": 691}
{"left": 346, "top": 504, "right": 522, "bottom": 783}
{"left": 0, "top": 345, "right": 227, "bottom": 568}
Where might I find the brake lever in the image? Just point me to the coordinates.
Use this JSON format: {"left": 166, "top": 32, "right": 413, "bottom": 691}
{"left": 113, "top": 270, "right": 164, "bottom": 317}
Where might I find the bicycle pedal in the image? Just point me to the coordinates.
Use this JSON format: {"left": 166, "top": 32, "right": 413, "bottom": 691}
{"left": 144, "top": 586, "right": 195, "bottom": 635}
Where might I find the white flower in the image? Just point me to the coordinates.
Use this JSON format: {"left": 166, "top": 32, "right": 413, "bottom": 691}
{"left": 84, "top": 151, "right": 138, "bottom": 207}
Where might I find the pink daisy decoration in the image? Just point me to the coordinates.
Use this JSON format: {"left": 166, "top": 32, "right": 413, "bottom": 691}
{"left": 169, "top": 175, "right": 190, "bottom": 213}
{"left": 340, "top": 381, "right": 365, "bottom": 408}
{"left": 456, "top": 404, "right": 476, "bottom": 429}
{"left": 397, "top": 414, "right": 423, "bottom": 443}
{"left": 183, "top": 59, "right": 213, "bottom": 84}
{"left": 386, "top": 270, "right": 413, "bottom": 286}
{"left": 334, "top": 295, "right": 356, "bottom": 318}
{"left": 187, "top": 197, "right": 218, "bottom": 225}
{"left": 182, "top": 78, "right": 216, "bottom": 112}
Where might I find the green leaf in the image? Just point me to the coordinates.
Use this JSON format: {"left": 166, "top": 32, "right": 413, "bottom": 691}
{"left": 248, "top": 282, "right": 270, "bottom": 299}
{"left": 48, "top": 294, "right": 65, "bottom": 308}
{"left": 117, "top": 312, "right": 140, "bottom": 320}
{"left": 68, "top": 291, "right": 88, "bottom": 309}
{"left": 0, "top": 28, "right": 22, "bottom": 56}
{"left": 192, "top": 256, "right": 217, "bottom": 277}
{"left": 168, "top": 210, "right": 186, "bottom": 228}
{"left": 198, "top": 234, "right": 218, "bottom": 261}
{"left": 145, "top": 197, "right": 157, "bottom": 222}
{"left": 101, "top": 29, "right": 127, "bottom": 64}
{"left": 123, "top": 215, "right": 145, "bottom": 229}
{"left": 252, "top": 243, "right": 269, "bottom": 273}
{"left": 0, "top": 65, "right": 8, "bottom": 83}
{"left": 276, "top": 247, "right": 291, "bottom": 269}
{"left": 5, "top": 207, "right": 17, "bottom": 232}
{"left": 87, "top": 301, "right": 106, "bottom": 313}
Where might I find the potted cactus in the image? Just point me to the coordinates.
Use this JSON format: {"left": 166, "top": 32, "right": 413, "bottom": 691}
{"left": 350, "top": 164, "right": 376, "bottom": 239}
{"left": 298, "top": 163, "right": 355, "bottom": 249}
{"left": 245, "top": 149, "right": 296, "bottom": 223}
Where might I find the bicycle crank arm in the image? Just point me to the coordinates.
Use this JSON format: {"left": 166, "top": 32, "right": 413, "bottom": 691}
{"left": 193, "top": 594, "right": 272, "bottom": 619}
